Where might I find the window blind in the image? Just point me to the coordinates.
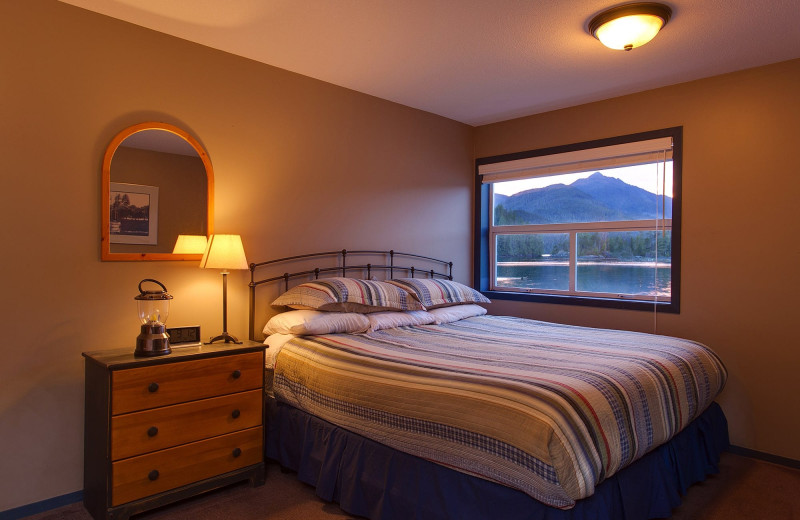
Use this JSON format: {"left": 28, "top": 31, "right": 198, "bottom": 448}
{"left": 479, "top": 136, "right": 673, "bottom": 184}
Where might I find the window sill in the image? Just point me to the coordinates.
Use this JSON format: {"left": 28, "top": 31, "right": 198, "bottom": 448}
{"left": 482, "top": 290, "right": 679, "bottom": 313}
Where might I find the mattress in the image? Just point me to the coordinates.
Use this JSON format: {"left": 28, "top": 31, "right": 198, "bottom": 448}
{"left": 272, "top": 315, "right": 727, "bottom": 509}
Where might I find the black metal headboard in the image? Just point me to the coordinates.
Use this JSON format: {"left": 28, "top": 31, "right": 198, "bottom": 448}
{"left": 248, "top": 249, "right": 453, "bottom": 340}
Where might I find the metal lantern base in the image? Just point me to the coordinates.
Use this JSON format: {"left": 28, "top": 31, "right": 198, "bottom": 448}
{"left": 135, "top": 323, "right": 172, "bottom": 357}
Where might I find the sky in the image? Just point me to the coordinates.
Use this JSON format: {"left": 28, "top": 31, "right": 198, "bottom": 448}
{"left": 492, "top": 161, "right": 673, "bottom": 197}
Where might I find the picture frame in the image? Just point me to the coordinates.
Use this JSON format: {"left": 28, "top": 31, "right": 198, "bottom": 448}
{"left": 109, "top": 182, "right": 159, "bottom": 245}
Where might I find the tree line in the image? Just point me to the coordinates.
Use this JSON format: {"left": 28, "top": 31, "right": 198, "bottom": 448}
{"left": 111, "top": 193, "right": 149, "bottom": 221}
{"left": 495, "top": 204, "right": 672, "bottom": 262}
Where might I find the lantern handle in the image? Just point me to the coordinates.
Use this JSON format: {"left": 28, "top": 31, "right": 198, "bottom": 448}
{"left": 138, "top": 278, "right": 168, "bottom": 296}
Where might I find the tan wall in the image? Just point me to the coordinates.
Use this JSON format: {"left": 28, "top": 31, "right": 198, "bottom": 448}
{"left": 0, "top": 0, "right": 473, "bottom": 511}
{"left": 475, "top": 59, "right": 800, "bottom": 462}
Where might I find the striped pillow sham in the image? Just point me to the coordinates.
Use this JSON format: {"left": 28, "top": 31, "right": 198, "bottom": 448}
{"left": 272, "top": 277, "right": 425, "bottom": 313}
{"left": 387, "top": 278, "right": 490, "bottom": 309}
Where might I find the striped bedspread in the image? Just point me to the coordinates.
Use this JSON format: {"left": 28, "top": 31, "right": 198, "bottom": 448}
{"left": 272, "top": 315, "right": 727, "bottom": 509}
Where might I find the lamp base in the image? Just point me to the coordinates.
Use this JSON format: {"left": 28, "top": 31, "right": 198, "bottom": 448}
{"left": 135, "top": 324, "right": 172, "bottom": 356}
{"left": 206, "top": 331, "right": 242, "bottom": 344}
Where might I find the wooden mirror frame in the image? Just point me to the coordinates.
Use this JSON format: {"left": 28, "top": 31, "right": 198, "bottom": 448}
{"left": 101, "top": 122, "right": 214, "bottom": 261}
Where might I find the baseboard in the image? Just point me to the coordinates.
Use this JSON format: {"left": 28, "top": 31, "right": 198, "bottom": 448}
{"left": 729, "top": 445, "right": 800, "bottom": 470}
{"left": 0, "top": 491, "right": 82, "bottom": 520}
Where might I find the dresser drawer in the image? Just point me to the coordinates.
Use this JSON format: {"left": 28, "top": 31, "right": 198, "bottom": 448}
{"left": 111, "top": 389, "right": 262, "bottom": 461}
{"left": 112, "top": 352, "right": 263, "bottom": 414}
{"left": 111, "top": 426, "right": 262, "bottom": 506}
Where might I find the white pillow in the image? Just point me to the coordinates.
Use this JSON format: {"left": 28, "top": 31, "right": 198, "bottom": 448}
{"left": 428, "top": 304, "right": 487, "bottom": 324}
{"left": 263, "top": 310, "right": 370, "bottom": 336}
{"left": 367, "top": 310, "right": 436, "bottom": 332}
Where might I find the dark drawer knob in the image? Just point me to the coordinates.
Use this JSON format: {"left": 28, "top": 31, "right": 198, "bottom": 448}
{"left": 231, "top": 409, "right": 241, "bottom": 419}
{"left": 147, "top": 426, "right": 159, "bottom": 437}
{"left": 148, "top": 470, "right": 159, "bottom": 481}
{"left": 232, "top": 447, "right": 242, "bottom": 458}
{"left": 231, "top": 370, "right": 241, "bottom": 379}
{"left": 148, "top": 382, "right": 159, "bottom": 393}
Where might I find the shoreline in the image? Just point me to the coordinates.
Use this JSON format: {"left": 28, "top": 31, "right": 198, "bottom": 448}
{"left": 497, "top": 261, "right": 672, "bottom": 267}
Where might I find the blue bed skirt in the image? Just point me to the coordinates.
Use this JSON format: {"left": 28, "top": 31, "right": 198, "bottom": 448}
{"left": 266, "top": 400, "right": 728, "bottom": 520}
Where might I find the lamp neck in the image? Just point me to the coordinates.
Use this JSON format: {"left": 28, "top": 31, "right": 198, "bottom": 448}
{"left": 221, "top": 271, "right": 229, "bottom": 333}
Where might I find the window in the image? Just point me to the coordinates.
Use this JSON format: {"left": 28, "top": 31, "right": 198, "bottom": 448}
{"left": 474, "top": 128, "right": 681, "bottom": 312}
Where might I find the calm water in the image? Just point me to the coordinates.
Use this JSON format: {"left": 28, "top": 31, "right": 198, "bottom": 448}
{"left": 496, "top": 263, "right": 671, "bottom": 297}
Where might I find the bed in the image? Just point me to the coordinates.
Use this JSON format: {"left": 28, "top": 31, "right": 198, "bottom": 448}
{"left": 249, "top": 250, "right": 728, "bottom": 520}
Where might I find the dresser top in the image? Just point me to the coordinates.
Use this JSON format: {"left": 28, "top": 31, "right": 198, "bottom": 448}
{"left": 83, "top": 340, "right": 265, "bottom": 370}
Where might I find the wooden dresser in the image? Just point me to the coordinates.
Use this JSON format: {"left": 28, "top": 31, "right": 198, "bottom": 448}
{"left": 82, "top": 341, "right": 266, "bottom": 520}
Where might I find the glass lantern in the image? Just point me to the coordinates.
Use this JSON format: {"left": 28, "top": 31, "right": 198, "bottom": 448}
{"left": 134, "top": 279, "right": 173, "bottom": 356}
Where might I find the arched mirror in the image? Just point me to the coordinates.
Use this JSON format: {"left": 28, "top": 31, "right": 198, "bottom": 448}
{"left": 101, "top": 122, "right": 214, "bottom": 261}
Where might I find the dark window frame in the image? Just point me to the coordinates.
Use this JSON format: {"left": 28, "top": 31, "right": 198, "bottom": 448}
{"left": 474, "top": 127, "right": 682, "bottom": 313}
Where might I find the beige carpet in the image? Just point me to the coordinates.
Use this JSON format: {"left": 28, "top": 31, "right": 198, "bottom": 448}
{"left": 23, "top": 452, "right": 800, "bottom": 520}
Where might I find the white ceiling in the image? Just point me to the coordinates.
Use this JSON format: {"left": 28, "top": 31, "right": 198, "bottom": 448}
{"left": 58, "top": 0, "right": 800, "bottom": 126}
{"left": 121, "top": 129, "right": 199, "bottom": 156}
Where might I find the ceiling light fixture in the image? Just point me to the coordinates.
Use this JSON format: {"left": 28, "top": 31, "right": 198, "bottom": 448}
{"left": 588, "top": 2, "right": 672, "bottom": 51}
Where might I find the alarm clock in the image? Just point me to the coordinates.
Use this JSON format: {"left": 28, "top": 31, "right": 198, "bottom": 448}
{"left": 166, "top": 326, "right": 202, "bottom": 347}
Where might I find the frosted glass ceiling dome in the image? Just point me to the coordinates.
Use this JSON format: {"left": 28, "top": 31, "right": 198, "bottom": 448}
{"left": 589, "top": 3, "right": 672, "bottom": 51}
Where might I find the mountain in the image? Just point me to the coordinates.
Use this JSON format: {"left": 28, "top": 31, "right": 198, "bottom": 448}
{"left": 495, "top": 172, "right": 672, "bottom": 225}
{"left": 571, "top": 173, "right": 672, "bottom": 220}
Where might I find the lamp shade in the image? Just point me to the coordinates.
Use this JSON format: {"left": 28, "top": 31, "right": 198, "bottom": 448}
{"left": 589, "top": 3, "right": 672, "bottom": 51}
{"left": 172, "top": 234, "right": 208, "bottom": 255}
{"left": 200, "top": 234, "right": 248, "bottom": 270}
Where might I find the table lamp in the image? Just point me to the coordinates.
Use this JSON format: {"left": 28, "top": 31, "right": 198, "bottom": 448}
{"left": 172, "top": 234, "right": 208, "bottom": 255}
{"left": 200, "top": 234, "right": 248, "bottom": 344}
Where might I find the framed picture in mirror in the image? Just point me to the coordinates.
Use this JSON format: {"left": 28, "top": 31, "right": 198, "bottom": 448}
{"left": 109, "top": 182, "right": 159, "bottom": 245}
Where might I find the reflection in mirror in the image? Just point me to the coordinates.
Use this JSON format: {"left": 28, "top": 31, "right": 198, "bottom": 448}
{"left": 172, "top": 235, "right": 209, "bottom": 255}
{"left": 101, "top": 122, "right": 214, "bottom": 261}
